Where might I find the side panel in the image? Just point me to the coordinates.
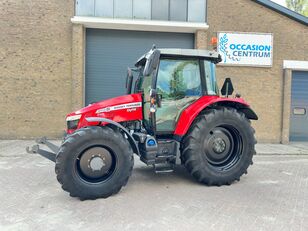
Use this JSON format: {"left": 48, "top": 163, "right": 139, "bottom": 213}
{"left": 94, "top": 101, "right": 143, "bottom": 123}
{"left": 174, "top": 96, "right": 250, "bottom": 136}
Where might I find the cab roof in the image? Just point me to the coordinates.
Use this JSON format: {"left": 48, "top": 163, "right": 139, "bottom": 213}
{"left": 159, "top": 49, "right": 220, "bottom": 59}
{"left": 135, "top": 48, "right": 221, "bottom": 67}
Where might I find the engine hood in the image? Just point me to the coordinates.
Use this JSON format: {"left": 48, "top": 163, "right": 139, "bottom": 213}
{"left": 66, "top": 93, "right": 143, "bottom": 131}
{"left": 75, "top": 93, "right": 142, "bottom": 115}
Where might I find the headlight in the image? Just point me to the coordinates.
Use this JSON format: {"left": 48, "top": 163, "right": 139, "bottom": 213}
{"left": 66, "top": 114, "right": 81, "bottom": 130}
{"left": 66, "top": 114, "right": 81, "bottom": 121}
{"left": 67, "top": 119, "right": 79, "bottom": 130}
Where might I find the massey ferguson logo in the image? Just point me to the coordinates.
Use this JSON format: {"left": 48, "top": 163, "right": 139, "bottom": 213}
{"left": 96, "top": 102, "right": 142, "bottom": 114}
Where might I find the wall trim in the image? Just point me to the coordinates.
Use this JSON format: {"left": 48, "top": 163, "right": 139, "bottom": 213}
{"left": 281, "top": 69, "right": 292, "bottom": 144}
{"left": 283, "top": 60, "right": 308, "bottom": 71}
{"left": 71, "top": 24, "right": 85, "bottom": 110}
{"left": 71, "top": 16, "right": 209, "bottom": 33}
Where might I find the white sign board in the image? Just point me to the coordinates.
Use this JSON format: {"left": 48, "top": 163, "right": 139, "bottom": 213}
{"left": 218, "top": 32, "right": 273, "bottom": 67}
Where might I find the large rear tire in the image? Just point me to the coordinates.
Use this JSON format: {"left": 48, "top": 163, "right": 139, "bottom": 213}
{"left": 181, "top": 107, "right": 256, "bottom": 186}
{"left": 55, "top": 126, "right": 134, "bottom": 200}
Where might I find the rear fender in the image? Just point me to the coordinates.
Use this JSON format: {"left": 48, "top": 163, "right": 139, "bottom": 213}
{"left": 174, "top": 97, "right": 258, "bottom": 138}
{"left": 86, "top": 117, "right": 140, "bottom": 156}
{"left": 214, "top": 101, "right": 258, "bottom": 120}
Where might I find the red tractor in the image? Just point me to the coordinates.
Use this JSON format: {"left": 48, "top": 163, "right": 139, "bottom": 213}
{"left": 27, "top": 47, "right": 257, "bottom": 200}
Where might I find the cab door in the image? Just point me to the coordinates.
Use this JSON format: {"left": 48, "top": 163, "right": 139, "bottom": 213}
{"left": 154, "top": 58, "right": 203, "bottom": 133}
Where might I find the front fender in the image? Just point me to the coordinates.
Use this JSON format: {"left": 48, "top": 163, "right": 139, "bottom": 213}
{"left": 86, "top": 117, "right": 140, "bottom": 156}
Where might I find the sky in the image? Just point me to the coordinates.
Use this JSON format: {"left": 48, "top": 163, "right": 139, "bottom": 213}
{"left": 271, "top": 0, "right": 287, "bottom": 7}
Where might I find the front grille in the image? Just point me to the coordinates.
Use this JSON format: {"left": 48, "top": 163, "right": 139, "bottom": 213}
{"left": 67, "top": 120, "right": 79, "bottom": 130}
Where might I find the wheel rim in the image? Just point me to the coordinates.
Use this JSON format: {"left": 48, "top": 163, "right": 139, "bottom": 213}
{"left": 203, "top": 125, "right": 243, "bottom": 171}
{"left": 76, "top": 146, "right": 116, "bottom": 183}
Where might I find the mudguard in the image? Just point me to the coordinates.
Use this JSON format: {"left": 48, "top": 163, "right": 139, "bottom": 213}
{"left": 85, "top": 117, "right": 140, "bottom": 156}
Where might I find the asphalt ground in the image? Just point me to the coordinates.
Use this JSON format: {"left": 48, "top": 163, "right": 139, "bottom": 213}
{"left": 0, "top": 140, "right": 308, "bottom": 231}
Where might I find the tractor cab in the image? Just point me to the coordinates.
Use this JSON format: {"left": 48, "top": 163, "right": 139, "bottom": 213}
{"left": 127, "top": 47, "right": 222, "bottom": 136}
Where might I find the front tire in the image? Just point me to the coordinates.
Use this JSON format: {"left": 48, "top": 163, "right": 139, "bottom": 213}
{"left": 181, "top": 107, "right": 256, "bottom": 186}
{"left": 55, "top": 126, "right": 134, "bottom": 200}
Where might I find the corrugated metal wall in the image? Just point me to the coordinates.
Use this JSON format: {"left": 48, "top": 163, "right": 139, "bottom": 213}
{"left": 85, "top": 29, "right": 194, "bottom": 104}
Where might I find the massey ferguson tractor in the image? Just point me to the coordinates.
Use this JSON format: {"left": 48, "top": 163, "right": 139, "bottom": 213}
{"left": 27, "top": 47, "right": 258, "bottom": 200}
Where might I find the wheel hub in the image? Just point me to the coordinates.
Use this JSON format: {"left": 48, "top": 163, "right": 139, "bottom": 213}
{"left": 78, "top": 147, "right": 113, "bottom": 179}
{"left": 212, "top": 137, "right": 226, "bottom": 154}
{"left": 89, "top": 156, "right": 106, "bottom": 171}
{"left": 203, "top": 127, "right": 234, "bottom": 165}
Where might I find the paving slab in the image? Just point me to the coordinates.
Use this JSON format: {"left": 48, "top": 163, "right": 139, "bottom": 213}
{"left": 256, "top": 143, "right": 308, "bottom": 155}
{"left": 0, "top": 140, "right": 308, "bottom": 231}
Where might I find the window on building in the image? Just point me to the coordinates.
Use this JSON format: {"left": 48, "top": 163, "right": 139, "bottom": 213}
{"left": 133, "top": 0, "right": 151, "bottom": 19}
{"left": 76, "top": 0, "right": 207, "bottom": 23}
{"left": 76, "top": 0, "right": 95, "bottom": 16}
{"left": 95, "top": 0, "right": 113, "bottom": 17}
{"left": 114, "top": 0, "right": 133, "bottom": 18}
{"left": 170, "top": 0, "right": 188, "bottom": 21}
{"left": 152, "top": 0, "right": 170, "bottom": 20}
{"left": 188, "top": 0, "right": 206, "bottom": 22}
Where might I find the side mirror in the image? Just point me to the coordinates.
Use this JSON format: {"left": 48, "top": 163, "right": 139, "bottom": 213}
{"left": 143, "top": 49, "right": 161, "bottom": 76}
{"left": 149, "top": 89, "right": 157, "bottom": 113}
{"left": 221, "top": 78, "right": 234, "bottom": 97}
{"left": 126, "top": 67, "right": 133, "bottom": 94}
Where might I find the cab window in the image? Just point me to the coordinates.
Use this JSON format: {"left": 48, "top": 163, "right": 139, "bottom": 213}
{"left": 203, "top": 61, "right": 218, "bottom": 95}
{"left": 156, "top": 59, "right": 202, "bottom": 98}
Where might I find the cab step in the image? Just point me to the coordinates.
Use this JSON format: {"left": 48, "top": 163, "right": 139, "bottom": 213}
{"left": 155, "top": 155, "right": 176, "bottom": 163}
{"left": 154, "top": 163, "right": 174, "bottom": 173}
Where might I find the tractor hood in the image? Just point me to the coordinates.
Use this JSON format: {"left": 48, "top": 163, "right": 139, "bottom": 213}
{"left": 74, "top": 94, "right": 142, "bottom": 115}
{"left": 66, "top": 93, "right": 143, "bottom": 133}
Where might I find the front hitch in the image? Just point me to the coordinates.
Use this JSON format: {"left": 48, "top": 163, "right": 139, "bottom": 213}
{"left": 26, "top": 137, "right": 59, "bottom": 162}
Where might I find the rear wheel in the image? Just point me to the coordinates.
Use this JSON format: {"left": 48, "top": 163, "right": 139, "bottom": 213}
{"left": 55, "top": 126, "right": 134, "bottom": 200}
{"left": 181, "top": 107, "right": 256, "bottom": 186}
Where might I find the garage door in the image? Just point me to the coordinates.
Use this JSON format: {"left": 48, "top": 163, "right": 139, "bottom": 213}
{"left": 85, "top": 29, "right": 194, "bottom": 105}
{"left": 290, "top": 71, "right": 308, "bottom": 141}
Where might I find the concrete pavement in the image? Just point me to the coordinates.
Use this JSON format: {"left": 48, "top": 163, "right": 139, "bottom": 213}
{"left": 0, "top": 140, "right": 308, "bottom": 231}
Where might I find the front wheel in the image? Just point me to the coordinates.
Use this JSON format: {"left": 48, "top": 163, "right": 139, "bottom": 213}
{"left": 181, "top": 108, "right": 256, "bottom": 186}
{"left": 55, "top": 126, "right": 134, "bottom": 200}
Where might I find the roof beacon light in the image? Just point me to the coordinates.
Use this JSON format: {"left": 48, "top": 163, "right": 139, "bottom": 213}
{"left": 211, "top": 37, "right": 218, "bottom": 46}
